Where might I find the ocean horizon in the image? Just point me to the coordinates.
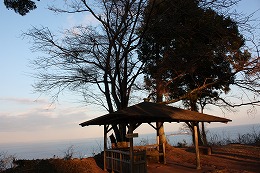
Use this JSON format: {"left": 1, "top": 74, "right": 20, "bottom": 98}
{"left": 1, "top": 123, "right": 259, "bottom": 160}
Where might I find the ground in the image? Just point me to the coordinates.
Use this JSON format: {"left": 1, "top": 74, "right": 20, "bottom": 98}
{"left": 148, "top": 144, "right": 260, "bottom": 173}
{"left": 3, "top": 144, "right": 260, "bottom": 173}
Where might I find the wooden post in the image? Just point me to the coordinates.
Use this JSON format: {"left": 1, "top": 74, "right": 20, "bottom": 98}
{"left": 156, "top": 122, "right": 166, "bottom": 164}
{"left": 156, "top": 125, "right": 159, "bottom": 150}
{"left": 129, "top": 124, "right": 134, "bottom": 173}
{"left": 162, "top": 142, "right": 166, "bottom": 164}
{"left": 194, "top": 123, "right": 201, "bottom": 169}
{"left": 104, "top": 125, "right": 107, "bottom": 171}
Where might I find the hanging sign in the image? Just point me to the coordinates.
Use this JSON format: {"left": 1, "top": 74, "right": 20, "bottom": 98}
{"left": 125, "top": 133, "right": 138, "bottom": 138}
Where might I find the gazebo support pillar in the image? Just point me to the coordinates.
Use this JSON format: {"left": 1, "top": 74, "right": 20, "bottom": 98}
{"left": 103, "top": 124, "right": 108, "bottom": 171}
{"left": 129, "top": 124, "right": 134, "bottom": 173}
{"left": 156, "top": 122, "right": 166, "bottom": 164}
{"left": 194, "top": 123, "right": 201, "bottom": 169}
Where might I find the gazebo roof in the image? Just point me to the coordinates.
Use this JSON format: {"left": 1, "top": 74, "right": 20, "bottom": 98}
{"left": 80, "top": 102, "right": 231, "bottom": 126}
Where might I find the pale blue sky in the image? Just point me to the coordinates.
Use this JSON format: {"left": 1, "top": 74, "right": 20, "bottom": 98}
{"left": 0, "top": 1, "right": 259, "bottom": 143}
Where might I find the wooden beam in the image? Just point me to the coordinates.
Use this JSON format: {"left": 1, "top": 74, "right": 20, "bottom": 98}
{"left": 148, "top": 122, "right": 157, "bottom": 130}
{"left": 107, "top": 125, "right": 113, "bottom": 133}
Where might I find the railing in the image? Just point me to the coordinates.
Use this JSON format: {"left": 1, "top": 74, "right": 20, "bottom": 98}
{"left": 105, "top": 149, "right": 147, "bottom": 173}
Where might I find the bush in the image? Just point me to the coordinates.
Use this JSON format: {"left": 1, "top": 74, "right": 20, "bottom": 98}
{"left": 138, "top": 138, "right": 150, "bottom": 146}
{"left": 0, "top": 152, "right": 16, "bottom": 171}
{"left": 177, "top": 140, "right": 188, "bottom": 148}
{"left": 63, "top": 145, "right": 74, "bottom": 160}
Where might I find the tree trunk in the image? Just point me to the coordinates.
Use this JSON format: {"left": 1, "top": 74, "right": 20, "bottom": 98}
{"left": 189, "top": 99, "right": 204, "bottom": 146}
{"left": 201, "top": 122, "right": 208, "bottom": 146}
{"left": 155, "top": 74, "right": 167, "bottom": 163}
{"left": 197, "top": 125, "right": 203, "bottom": 146}
{"left": 156, "top": 77, "right": 167, "bottom": 144}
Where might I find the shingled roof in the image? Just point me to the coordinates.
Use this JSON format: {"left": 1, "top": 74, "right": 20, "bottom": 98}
{"left": 80, "top": 102, "right": 231, "bottom": 126}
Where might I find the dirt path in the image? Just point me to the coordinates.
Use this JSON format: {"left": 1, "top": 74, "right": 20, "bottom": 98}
{"left": 147, "top": 144, "right": 260, "bottom": 173}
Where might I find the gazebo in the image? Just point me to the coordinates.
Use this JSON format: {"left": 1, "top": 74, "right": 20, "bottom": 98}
{"left": 80, "top": 101, "right": 231, "bottom": 173}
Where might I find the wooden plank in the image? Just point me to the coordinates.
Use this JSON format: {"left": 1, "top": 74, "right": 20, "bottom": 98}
{"left": 126, "top": 133, "right": 138, "bottom": 138}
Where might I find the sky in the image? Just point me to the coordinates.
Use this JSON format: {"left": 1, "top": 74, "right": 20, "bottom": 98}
{"left": 0, "top": 0, "right": 260, "bottom": 144}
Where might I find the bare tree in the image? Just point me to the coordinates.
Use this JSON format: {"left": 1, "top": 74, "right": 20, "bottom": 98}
{"left": 25, "top": 0, "right": 155, "bottom": 142}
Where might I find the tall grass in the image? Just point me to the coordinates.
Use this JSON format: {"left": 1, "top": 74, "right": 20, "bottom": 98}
{"left": 208, "top": 127, "right": 260, "bottom": 146}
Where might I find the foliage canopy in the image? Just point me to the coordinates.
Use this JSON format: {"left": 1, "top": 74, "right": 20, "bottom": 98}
{"left": 4, "top": 0, "right": 39, "bottom": 15}
{"left": 139, "top": 0, "right": 257, "bottom": 111}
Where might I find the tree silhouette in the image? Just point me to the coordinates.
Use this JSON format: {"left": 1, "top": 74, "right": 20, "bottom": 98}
{"left": 24, "top": 0, "right": 157, "bottom": 143}
{"left": 139, "top": 0, "right": 258, "bottom": 145}
{"left": 6, "top": 0, "right": 259, "bottom": 145}
{"left": 4, "top": 0, "right": 39, "bottom": 15}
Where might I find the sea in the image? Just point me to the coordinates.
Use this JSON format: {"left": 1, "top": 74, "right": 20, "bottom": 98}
{"left": 1, "top": 123, "right": 259, "bottom": 160}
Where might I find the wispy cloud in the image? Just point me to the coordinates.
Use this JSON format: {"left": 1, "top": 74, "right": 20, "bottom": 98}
{"left": 66, "top": 12, "right": 99, "bottom": 29}
{"left": 0, "top": 96, "right": 105, "bottom": 143}
{"left": 0, "top": 97, "right": 48, "bottom": 105}
{"left": 0, "top": 105, "right": 102, "bottom": 143}
{"left": 0, "top": 105, "right": 91, "bottom": 133}
{"left": 82, "top": 13, "right": 99, "bottom": 26}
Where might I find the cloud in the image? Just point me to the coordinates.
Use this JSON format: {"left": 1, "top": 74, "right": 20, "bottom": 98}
{"left": 0, "top": 95, "right": 98, "bottom": 133}
{"left": 0, "top": 96, "right": 106, "bottom": 143}
{"left": 0, "top": 97, "right": 55, "bottom": 118}
{"left": 0, "top": 103, "right": 103, "bottom": 142}
{"left": 0, "top": 105, "right": 91, "bottom": 133}
{"left": 66, "top": 12, "right": 99, "bottom": 29}
{"left": 0, "top": 97, "right": 48, "bottom": 105}
{"left": 82, "top": 13, "right": 99, "bottom": 26}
